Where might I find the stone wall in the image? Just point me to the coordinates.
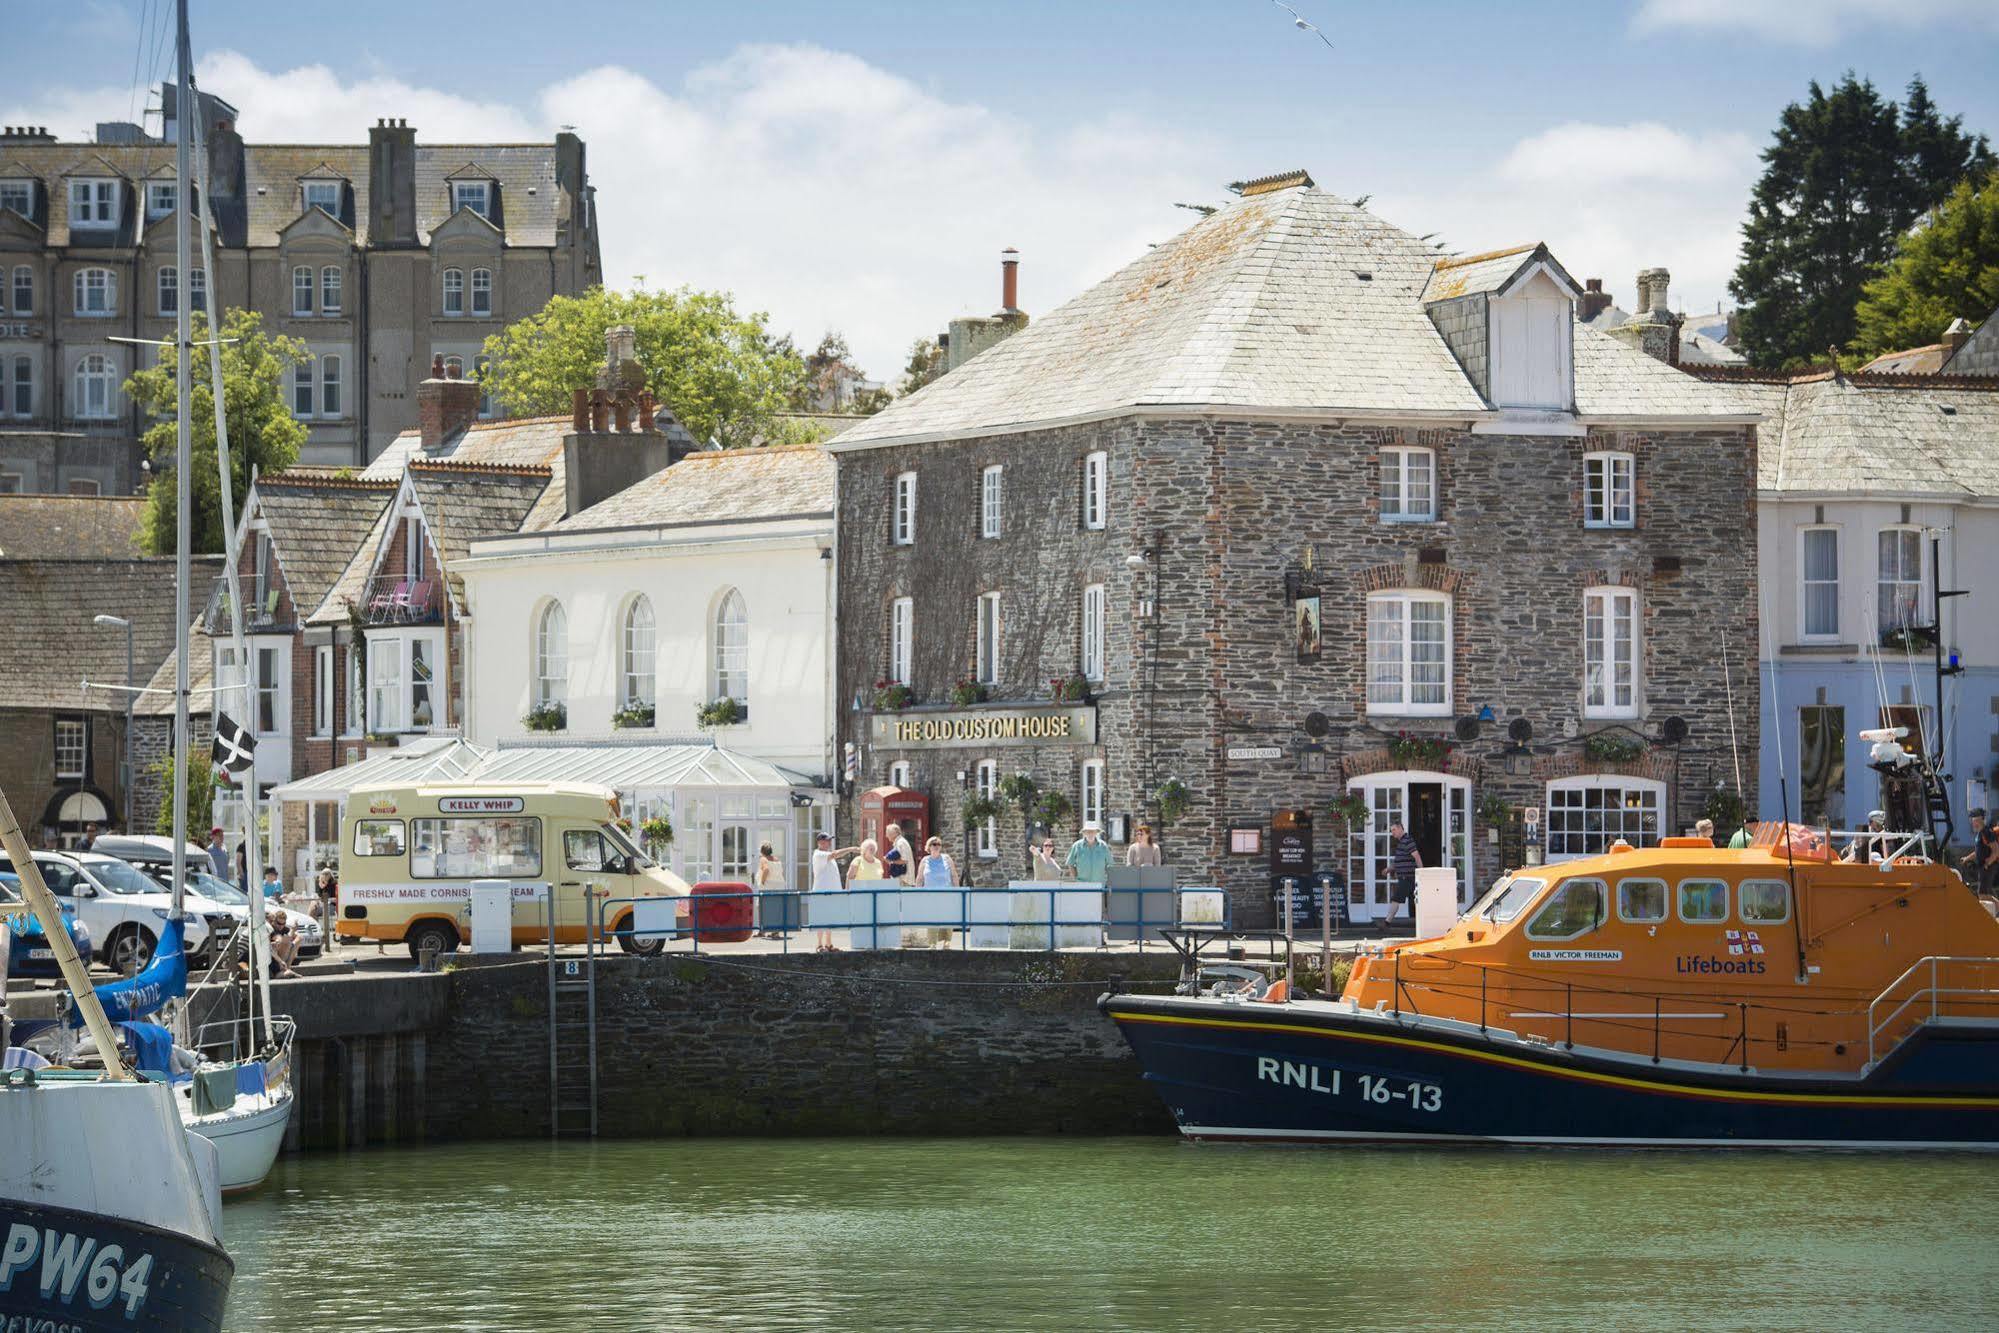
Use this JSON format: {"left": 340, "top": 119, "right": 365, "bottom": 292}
{"left": 836, "top": 414, "right": 1760, "bottom": 921}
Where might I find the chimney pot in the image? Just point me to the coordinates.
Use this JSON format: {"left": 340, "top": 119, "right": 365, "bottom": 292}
{"left": 572, "top": 387, "right": 589, "bottom": 433}
{"left": 1001, "top": 247, "right": 1020, "bottom": 313}
{"left": 430, "top": 354, "right": 444, "bottom": 378}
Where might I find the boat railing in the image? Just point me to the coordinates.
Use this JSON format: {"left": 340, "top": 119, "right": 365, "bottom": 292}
{"left": 1865, "top": 956, "right": 1999, "bottom": 1068}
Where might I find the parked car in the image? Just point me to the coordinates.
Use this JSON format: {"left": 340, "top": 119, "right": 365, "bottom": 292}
{"left": 0, "top": 851, "right": 224, "bottom": 974}
{"left": 93, "top": 836, "right": 321, "bottom": 959}
{"left": 0, "top": 871, "right": 95, "bottom": 976}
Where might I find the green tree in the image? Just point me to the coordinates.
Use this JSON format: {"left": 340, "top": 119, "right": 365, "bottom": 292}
{"left": 149, "top": 749, "right": 217, "bottom": 844}
{"left": 1730, "top": 74, "right": 1991, "bottom": 367}
{"left": 1853, "top": 172, "right": 1999, "bottom": 358}
{"left": 479, "top": 286, "right": 806, "bottom": 448}
{"left": 897, "top": 336, "right": 946, "bottom": 396}
{"left": 125, "top": 309, "right": 308, "bottom": 554}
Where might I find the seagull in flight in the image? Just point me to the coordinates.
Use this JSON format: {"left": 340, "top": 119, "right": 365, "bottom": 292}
{"left": 1272, "top": 1, "right": 1335, "bottom": 49}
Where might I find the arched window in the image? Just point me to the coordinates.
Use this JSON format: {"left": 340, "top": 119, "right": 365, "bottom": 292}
{"left": 157, "top": 266, "right": 178, "bottom": 316}
{"left": 72, "top": 353, "right": 115, "bottom": 419}
{"left": 622, "top": 595, "right": 656, "bottom": 707}
{"left": 712, "top": 588, "right": 747, "bottom": 704}
{"left": 470, "top": 267, "right": 492, "bottom": 316}
{"left": 73, "top": 267, "right": 114, "bottom": 316}
{"left": 534, "top": 601, "right": 567, "bottom": 707}
{"left": 441, "top": 267, "right": 464, "bottom": 316}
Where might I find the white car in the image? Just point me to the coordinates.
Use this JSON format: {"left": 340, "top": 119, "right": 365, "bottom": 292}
{"left": 87, "top": 836, "right": 322, "bottom": 959}
{"left": 0, "top": 851, "right": 226, "bottom": 973}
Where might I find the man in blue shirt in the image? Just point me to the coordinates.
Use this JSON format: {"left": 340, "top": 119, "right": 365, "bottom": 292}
{"left": 206, "top": 827, "right": 230, "bottom": 882}
{"left": 1064, "top": 821, "right": 1113, "bottom": 884}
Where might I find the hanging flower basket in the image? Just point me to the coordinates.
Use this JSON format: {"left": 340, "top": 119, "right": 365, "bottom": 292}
{"left": 639, "top": 815, "right": 674, "bottom": 850}
{"left": 997, "top": 772, "right": 1039, "bottom": 808}
{"left": 961, "top": 794, "right": 1002, "bottom": 825}
{"left": 1475, "top": 790, "right": 1510, "bottom": 828}
{"left": 1329, "top": 792, "right": 1369, "bottom": 830}
{"left": 1034, "top": 790, "right": 1075, "bottom": 829}
{"left": 1154, "top": 777, "right": 1190, "bottom": 828}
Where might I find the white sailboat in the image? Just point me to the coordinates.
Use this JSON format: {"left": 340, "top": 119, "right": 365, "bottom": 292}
{"left": 0, "top": 4, "right": 233, "bottom": 1295}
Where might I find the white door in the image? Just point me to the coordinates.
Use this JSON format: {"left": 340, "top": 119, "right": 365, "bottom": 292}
{"left": 1346, "top": 772, "right": 1475, "bottom": 922}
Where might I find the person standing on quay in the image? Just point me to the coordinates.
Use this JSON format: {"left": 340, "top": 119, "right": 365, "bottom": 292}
{"left": 1969, "top": 809, "right": 1997, "bottom": 894}
{"left": 1381, "top": 822, "right": 1421, "bottom": 930}
{"left": 754, "top": 841, "right": 785, "bottom": 939}
{"left": 1125, "top": 823, "right": 1163, "bottom": 867}
{"left": 810, "top": 832, "right": 859, "bottom": 953}
{"left": 1032, "top": 837, "right": 1065, "bottom": 880}
{"left": 207, "top": 827, "right": 230, "bottom": 881}
{"left": 1065, "top": 821, "right": 1113, "bottom": 884}
{"left": 882, "top": 822, "right": 915, "bottom": 885}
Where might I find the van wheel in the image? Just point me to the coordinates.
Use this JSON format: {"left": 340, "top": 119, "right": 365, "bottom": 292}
{"left": 617, "top": 914, "right": 664, "bottom": 957}
{"left": 406, "top": 920, "right": 459, "bottom": 962}
{"left": 105, "top": 925, "right": 157, "bottom": 975}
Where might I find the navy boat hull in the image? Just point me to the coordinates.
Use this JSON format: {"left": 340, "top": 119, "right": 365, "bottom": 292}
{"left": 0, "top": 1198, "right": 232, "bottom": 1332}
{"left": 1103, "top": 994, "right": 1999, "bottom": 1148}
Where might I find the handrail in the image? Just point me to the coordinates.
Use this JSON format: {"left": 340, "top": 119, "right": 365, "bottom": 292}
{"left": 1866, "top": 955, "right": 1999, "bottom": 1067}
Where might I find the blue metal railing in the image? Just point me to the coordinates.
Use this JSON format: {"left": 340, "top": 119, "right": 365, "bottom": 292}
{"left": 592, "top": 884, "right": 1230, "bottom": 956}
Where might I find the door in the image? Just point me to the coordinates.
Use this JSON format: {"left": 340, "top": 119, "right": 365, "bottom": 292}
{"left": 1347, "top": 774, "right": 1475, "bottom": 921}
{"left": 1408, "top": 783, "right": 1444, "bottom": 870}
{"left": 558, "top": 825, "right": 620, "bottom": 943}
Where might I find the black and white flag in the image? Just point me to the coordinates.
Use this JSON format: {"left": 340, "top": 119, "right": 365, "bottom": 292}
{"left": 212, "top": 713, "right": 257, "bottom": 776}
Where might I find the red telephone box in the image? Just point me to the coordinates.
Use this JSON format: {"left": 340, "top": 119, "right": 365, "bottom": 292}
{"left": 860, "top": 786, "right": 929, "bottom": 855}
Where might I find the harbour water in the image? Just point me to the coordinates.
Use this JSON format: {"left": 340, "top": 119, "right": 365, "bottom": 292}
{"left": 224, "top": 1138, "right": 1999, "bottom": 1331}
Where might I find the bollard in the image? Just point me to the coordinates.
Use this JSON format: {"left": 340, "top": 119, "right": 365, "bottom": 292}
{"left": 1282, "top": 877, "right": 1295, "bottom": 997}
{"left": 418, "top": 943, "right": 439, "bottom": 973}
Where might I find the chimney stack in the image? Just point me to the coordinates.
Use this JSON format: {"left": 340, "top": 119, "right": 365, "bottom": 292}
{"left": 1608, "top": 266, "right": 1682, "bottom": 365}
{"left": 1943, "top": 317, "right": 1973, "bottom": 361}
{"left": 368, "top": 118, "right": 419, "bottom": 246}
{"left": 1001, "top": 247, "right": 1020, "bottom": 313}
{"left": 562, "top": 324, "right": 693, "bottom": 517}
{"left": 1577, "top": 277, "right": 1613, "bottom": 323}
{"left": 416, "top": 355, "right": 481, "bottom": 452}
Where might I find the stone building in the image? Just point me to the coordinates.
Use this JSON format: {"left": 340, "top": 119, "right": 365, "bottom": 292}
{"left": 0, "top": 85, "right": 601, "bottom": 492}
{"left": 828, "top": 172, "right": 1762, "bottom": 923}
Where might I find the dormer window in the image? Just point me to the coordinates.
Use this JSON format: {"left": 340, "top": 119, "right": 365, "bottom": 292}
{"left": 1489, "top": 269, "right": 1573, "bottom": 411}
{"left": 303, "top": 181, "right": 340, "bottom": 217}
{"left": 452, "top": 181, "right": 491, "bottom": 219}
{"left": 0, "top": 181, "right": 30, "bottom": 217}
{"left": 69, "top": 179, "right": 118, "bottom": 226}
{"left": 146, "top": 182, "right": 176, "bottom": 219}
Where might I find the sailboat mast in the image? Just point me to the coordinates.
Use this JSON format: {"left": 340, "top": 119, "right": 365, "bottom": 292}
{"left": 169, "top": 0, "right": 194, "bottom": 919}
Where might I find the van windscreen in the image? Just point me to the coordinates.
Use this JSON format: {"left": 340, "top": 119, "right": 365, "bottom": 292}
{"left": 410, "top": 817, "right": 541, "bottom": 879}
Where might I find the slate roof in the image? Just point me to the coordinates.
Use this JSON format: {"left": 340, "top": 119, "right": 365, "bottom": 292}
{"left": 240, "top": 475, "right": 395, "bottom": 626}
{"left": 306, "top": 504, "right": 395, "bottom": 627}
{"left": 134, "top": 622, "right": 213, "bottom": 719}
{"left": 0, "top": 557, "right": 222, "bottom": 712}
{"left": 1685, "top": 369, "right": 1999, "bottom": 495}
{"left": 7, "top": 140, "right": 574, "bottom": 249}
{"left": 403, "top": 461, "right": 554, "bottom": 609}
{"left": 1572, "top": 325, "right": 1751, "bottom": 419}
{"left": 1418, "top": 244, "right": 1576, "bottom": 303}
{"left": 1580, "top": 304, "right": 1747, "bottom": 366}
{"left": 361, "top": 416, "right": 570, "bottom": 481}
{"left": 1859, "top": 343, "right": 1949, "bottom": 375}
{"left": 555, "top": 447, "right": 835, "bottom": 531}
{"left": 0, "top": 496, "right": 146, "bottom": 559}
{"left": 833, "top": 183, "right": 1748, "bottom": 448}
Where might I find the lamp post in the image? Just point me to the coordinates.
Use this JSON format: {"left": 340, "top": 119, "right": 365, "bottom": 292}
{"left": 93, "top": 614, "right": 133, "bottom": 833}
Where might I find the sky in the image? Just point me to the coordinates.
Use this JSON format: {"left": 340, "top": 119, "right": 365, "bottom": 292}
{"left": 8, "top": 0, "right": 1998, "bottom": 380}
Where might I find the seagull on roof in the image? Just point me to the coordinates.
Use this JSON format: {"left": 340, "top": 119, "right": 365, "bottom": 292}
{"left": 1271, "top": 1, "right": 1335, "bottom": 49}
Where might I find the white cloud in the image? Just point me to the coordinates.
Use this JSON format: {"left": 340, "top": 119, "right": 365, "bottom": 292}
{"left": 2, "top": 45, "right": 1214, "bottom": 383}
{"left": 1632, "top": 0, "right": 1999, "bottom": 45}
{"left": 1376, "top": 121, "right": 1763, "bottom": 323}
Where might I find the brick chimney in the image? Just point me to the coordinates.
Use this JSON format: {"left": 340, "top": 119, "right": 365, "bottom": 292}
{"left": 416, "top": 355, "right": 481, "bottom": 452}
{"left": 1001, "top": 247, "right": 1020, "bottom": 313}
{"left": 1607, "top": 266, "right": 1682, "bottom": 365}
{"left": 368, "top": 118, "right": 418, "bottom": 247}
{"left": 1577, "top": 277, "right": 1612, "bottom": 323}
{"left": 562, "top": 325, "right": 693, "bottom": 518}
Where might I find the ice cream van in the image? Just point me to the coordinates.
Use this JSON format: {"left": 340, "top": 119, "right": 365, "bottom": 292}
{"left": 336, "top": 782, "right": 689, "bottom": 959}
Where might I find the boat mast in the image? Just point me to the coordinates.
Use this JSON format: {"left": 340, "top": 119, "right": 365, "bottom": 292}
{"left": 186, "top": 36, "right": 274, "bottom": 1046}
{"left": 168, "top": 0, "right": 194, "bottom": 927}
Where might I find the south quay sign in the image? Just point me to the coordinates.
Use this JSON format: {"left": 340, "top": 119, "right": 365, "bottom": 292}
{"left": 870, "top": 704, "right": 1098, "bottom": 749}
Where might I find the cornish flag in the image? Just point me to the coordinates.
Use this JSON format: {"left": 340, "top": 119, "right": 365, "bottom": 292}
{"left": 212, "top": 712, "right": 257, "bottom": 776}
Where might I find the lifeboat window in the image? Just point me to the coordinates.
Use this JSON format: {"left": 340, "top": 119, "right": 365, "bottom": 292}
{"left": 1525, "top": 878, "right": 1607, "bottom": 939}
{"left": 1678, "top": 878, "right": 1728, "bottom": 923}
{"left": 1616, "top": 877, "right": 1667, "bottom": 923}
{"left": 1739, "top": 880, "right": 1791, "bottom": 924}
{"left": 1479, "top": 875, "right": 1545, "bottom": 923}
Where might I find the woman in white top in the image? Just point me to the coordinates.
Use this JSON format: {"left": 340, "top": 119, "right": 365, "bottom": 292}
{"left": 754, "top": 842, "right": 785, "bottom": 939}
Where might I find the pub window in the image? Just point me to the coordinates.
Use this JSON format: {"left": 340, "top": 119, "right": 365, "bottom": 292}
{"left": 892, "top": 471, "right": 916, "bottom": 545}
{"left": 980, "top": 464, "right": 1002, "bottom": 539}
{"left": 975, "top": 760, "right": 998, "bottom": 857}
{"left": 1080, "top": 759, "right": 1105, "bottom": 831}
{"left": 888, "top": 597, "right": 913, "bottom": 685}
{"left": 1584, "top": 452, "right": 1635, "bottom": 529}
{"left": 1380, "top": 446, "right": 1435, "bottom": 522}
{"left": 975, "top": 591, "right": 1001, "bottom": 685}
{"left": 888, "top": 760, "right": 912, "bottom": 790}
{"left": 1082, "top": 451, "right": 1107, "bottom": 530}
{"left": 1080, "top": 583, "right": 1106, "bottom": 681}
{"left": 1366, "top": 590, "right": 1450, "bottom": 715}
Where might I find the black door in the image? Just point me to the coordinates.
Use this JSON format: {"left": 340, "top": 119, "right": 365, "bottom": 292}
{"left": 1408, "top": 782, "right": 1444, "bottom": 870}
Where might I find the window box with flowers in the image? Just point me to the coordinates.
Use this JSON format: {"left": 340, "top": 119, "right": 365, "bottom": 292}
{"left": 1387, "top": 732, "right": 1450, "bottom": 769}
{"left": 1048, "top": 672, "right": 1091, "bottom": 704}
{"left": 523, "top": 702, "right": 566, "bottom": 732}
{"left": 612, "top": 701, "right": 656, "bottom": 730}
{"left": 950, "top": 678, "right": 990, "bottom": 706}
{"left": 695, "top": 696, "right": 744, "bottom": 728}
{"left": 873, "top": 680, "right": 914, "bottom": 712}
{"left": 1581, "top": 732, "right": 1647, "bottom": 764}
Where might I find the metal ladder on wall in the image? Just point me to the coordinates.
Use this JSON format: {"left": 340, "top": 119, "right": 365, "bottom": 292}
{"left": 545, "top": 883, "right": 600, "bottom": 1138}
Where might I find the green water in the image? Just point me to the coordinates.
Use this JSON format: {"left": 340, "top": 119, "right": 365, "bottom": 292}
{"left": 224, "top": 1138, "right": 1999, "bottom": 1332}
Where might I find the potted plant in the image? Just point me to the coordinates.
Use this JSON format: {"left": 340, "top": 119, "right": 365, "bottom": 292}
{"left": 522, "top": 701, "right": 566, "bottom": 732}
{"left": 1582, "top": 732, "right": 1646, "bottom": 764}
{"left": 1048, "top": 672, "right": 1091, "bottom": 704}
{"left": 1388, "top": 731, "right": 1450, "bottom": 769}
{"left": 872, "top": 679, "right": 914, "bottom": 711}
{"left": 639, "top": 814, "right": 674, "bottom": 853}
{"left": 1154, "top": 777, "right": 1190, "bottom": 828}
{"left": 613, "top": 699, "right": 656, "bottom": 729}
{"left": 695, "top": 696, "right": 743, "bottom": 727}
{"left": 950, "top": 677, "right": 989, "bottom": 706}
{"left": 1880, "top": 623, "right": 1937, "bottom": 652}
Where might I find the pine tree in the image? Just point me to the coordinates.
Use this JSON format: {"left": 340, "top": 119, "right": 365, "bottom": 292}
{"left": 1852, "top": 171, "right": 1999, "bottom": 359}
{"left": 1730, "top": 73, "right": 1991, "bottom": 367}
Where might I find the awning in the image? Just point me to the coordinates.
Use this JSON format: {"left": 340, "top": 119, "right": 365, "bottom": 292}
{"left": 268, "top": 736, "right": 493, "bottom": 803}
{"left": 477, "top": 740, "right": 821, "bottom": 792}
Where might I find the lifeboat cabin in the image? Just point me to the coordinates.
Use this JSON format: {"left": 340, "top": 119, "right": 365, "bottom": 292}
{"left": 1104, "top": 825, "right": 1999, "bottom": 1148}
